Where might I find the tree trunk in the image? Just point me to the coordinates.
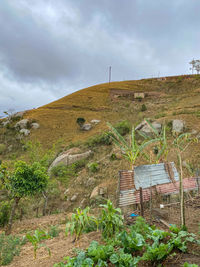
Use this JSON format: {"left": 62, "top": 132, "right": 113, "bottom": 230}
{"left": 178, "top": 154, "right": 185, "bottom": 227}
{"left": 42, "top": 192, "right": 48, "bottom": 216}
{"left": 6, "top": 197, "right": 20, "bottom": 235}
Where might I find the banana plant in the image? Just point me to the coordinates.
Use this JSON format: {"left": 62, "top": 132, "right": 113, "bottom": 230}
{"left": 107, "top": 122, "right": 160, "bottom": 170}
{"left": 137, "top": 119, "right": 168, "bottom": 164}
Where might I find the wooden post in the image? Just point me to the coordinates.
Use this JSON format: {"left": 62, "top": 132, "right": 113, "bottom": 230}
{"left": 139, "top": 187, "right": 144, "bottom": 216}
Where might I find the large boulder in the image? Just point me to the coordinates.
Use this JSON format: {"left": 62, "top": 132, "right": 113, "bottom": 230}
{"left": 172, "top": 119, "right": 184, "bottom": 133}
{"left": 31, "top": 122, "right": 40, "bottom": 129}
{"left": 15, "top": 119, "right": 29, "bottom": 129}
{"left": 49, "top": 149, "right": 92, "bottom": 170}
{"left": 136, "top": 120, "right": 162, "bottom": 136}
{"left": 10, "top": 111, "right": 25, "bottom": 119}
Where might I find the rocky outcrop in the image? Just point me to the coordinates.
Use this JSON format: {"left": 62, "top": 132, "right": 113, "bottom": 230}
{"left": 172, "top": 119, "right": 184, "bottom": 133}
{"left": 19, "top": 129, "right": 30, "bottom": 136}
{"left": 49, "top": 148, "right": 92, "bottom": 170}
{"left": 15, "top": 119, "right": 29, "bottom": 129}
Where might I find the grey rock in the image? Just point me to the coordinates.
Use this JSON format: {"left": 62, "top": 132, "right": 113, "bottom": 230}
{"left": 11, "top": 111, "right": 25, "bottom": 119}
{"left": 31, "top": 122, "right": 40, "bottom": 129}
{"left": 90, "top": 119, "right": 101, "bottom": 124}
{"left": 81, "top": 123, "right": 92, "bottom": 131}
{"left": 15, "top": 119, "right": 29, "bottom": 129}
{"left": 191, "top": 129, "right": 197, "bottom": 135}
{"left": 172, "top": 119, "right": 184, "bottom": 133}
{"left": 136, "top": 120, "right": 162, "bottom": 136}
{"left": 49, "top": 150, "right": 92, "bottom": 170}
{"left": 70, "top": 194, "right": 78, "bottom": 202}
{"left": 19, "top": 129, "right": 30, "bottom": 136}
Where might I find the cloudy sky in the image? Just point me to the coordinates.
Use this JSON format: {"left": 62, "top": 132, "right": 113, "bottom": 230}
{"left": 0, "top": 0, "right": 200, "bottom": 115}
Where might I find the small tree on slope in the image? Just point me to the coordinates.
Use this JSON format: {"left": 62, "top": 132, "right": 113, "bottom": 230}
{"left": 0, "top": 161, "right": 49, "bottom": 234}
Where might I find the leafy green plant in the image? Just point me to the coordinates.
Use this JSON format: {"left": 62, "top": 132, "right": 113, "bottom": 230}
{"left": 117, "top": 230, "right": 145, "bottom": 253}
{"left": 99, "top": 200, "right": 124, "bottom": 239}
{"left": 0, "top": 144, "right": 6, "bottom": 155}
{"left": 87, "top": 162, "right": 99, "bottom": 173}
{"left": 48, "top": 225, "right": 60, "bottom": 238}
{"left": 0, "top": 232, "right": 25, "bottom": 265}
{"left": 0, "top": 201, "right": 11, "bottom": 227}
{"left": 86, "top": 132, "right": 112, "bottom": 147}
{"left": 107, "top": 122, "right": 158, "bottom": 169}
{"left": 183, "top": 263, "right": 199, "bottom": 267}
{"left": 66, "top": 207, "right": 97, "bottom": 241}
{"left": 110, "top": 249, "right": 140, "bottom": 267}
{"left": 110, "top": 153, "right": 117, "bottom": 161}
{"left": 26, "top": 229, "right": 51, "bottom": 259}
{"left": 87, "top": 241, "right": 114, "bottom": 263}
{"left": 142, "top": 243, "right": 173, "bottom": 263}
{"left": 141, "top": 104, "right": 147, "bottom": 112}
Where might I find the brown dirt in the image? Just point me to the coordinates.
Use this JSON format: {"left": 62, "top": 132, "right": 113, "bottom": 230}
{"left": 8, "top": 231, "right": 101, "bottom": 267}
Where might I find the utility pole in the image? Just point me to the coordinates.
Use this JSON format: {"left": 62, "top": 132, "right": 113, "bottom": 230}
{"left": 109, "top": 66, "right": 112, "bottom": 84}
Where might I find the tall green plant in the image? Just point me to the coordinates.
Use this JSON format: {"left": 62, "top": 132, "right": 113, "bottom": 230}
{"left": 107, "top": 122, "right": 159, "bottom": 169}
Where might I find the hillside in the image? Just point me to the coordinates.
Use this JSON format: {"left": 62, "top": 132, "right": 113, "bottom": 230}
{"left": 0, "top": 75, "right": 200, "bottom": 266}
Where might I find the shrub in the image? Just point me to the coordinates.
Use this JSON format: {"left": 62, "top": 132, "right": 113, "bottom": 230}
{"left": 114, "top": 120, "right": 131, "bottom": 136}
{"left": 48, "top": 225, "right": 60, "bottom": 238}
{"left": 0, "top": 144, "right": 6, "bottom": 155}
{"left": 0, "top": 232, "right": 25, "bottom": 265}
{"left": 86, "top": 132, "right": 112, "bottom": 147}
{"left": 0, "top": 201, "right": 11, "bottom": 227}
{"left": 88, "top": 162, "right": 99, "bottom": 173}
{"left": 76, "top": 118, "right": 85, "bottom": 128}
{"left": 141, "top": 104, "right": 147, "bottom": 112}
{"left": 110, "top": 153, "right": 117, "bottom": 161}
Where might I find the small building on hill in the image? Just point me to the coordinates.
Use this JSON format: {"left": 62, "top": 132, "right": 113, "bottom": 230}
{"left": 109, "top": 89, "right": 146, "bottom": 101}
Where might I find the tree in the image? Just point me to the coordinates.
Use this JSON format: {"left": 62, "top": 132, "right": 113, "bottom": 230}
{"left": 76, "top": 118, "right": 85, "bottom": 129}
{"left": 189, "top": 59, "right": 200, "bottom": 74}
{"left": 0, "top": 161, "right": 49, "bottom": 234}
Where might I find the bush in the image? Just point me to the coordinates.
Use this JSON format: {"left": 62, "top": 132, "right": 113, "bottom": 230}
{"left": 86, "top": 132, "right": 112, "bottom": 147}
{"left": 114, "top": 120, "right": 131, "bottom": 136}
{"left": 0, "top": 201, "right": 11, "bottom": 227}
{"left": 0, "top": 233, "right": 25, "bottom": 265}
{"left": 110, "top": 153, "right": 117, "bottom": 161}
{"left": 76, "top": 118, "right": 85, "bottom": 128}
{"left": 141, "top": 104, "right": 147, "bottom": 112}
{"left": 0, "top": 144, "right": 6, "bottom": 155}
{"left": 88, "top": 162, "right": 99, "bottom": 173}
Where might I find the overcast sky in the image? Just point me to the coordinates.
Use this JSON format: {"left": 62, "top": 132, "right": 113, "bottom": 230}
{"left": 0, "top": 0, "right": 200, "bottom": 115}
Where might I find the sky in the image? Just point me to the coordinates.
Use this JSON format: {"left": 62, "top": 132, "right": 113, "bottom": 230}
{"left": 0, "top": 0, "right": 200, "bottom": 115}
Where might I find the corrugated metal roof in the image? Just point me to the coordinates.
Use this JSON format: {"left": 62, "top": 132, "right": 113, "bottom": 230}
{"left": 134, "top": 162, "right": 179, "bottom": 190}
{"left": 118, "top": 162, "right": 180, "bottom": 207}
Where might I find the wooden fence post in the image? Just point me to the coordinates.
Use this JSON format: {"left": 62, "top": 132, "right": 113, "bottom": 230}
{"left": 139, "top": 187, "right": 144, "bottom": 216}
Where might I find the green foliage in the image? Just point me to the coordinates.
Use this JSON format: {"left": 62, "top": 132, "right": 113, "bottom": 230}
{"left": 183, "top": 263, "right": 199, "bottom": 267}
{"left": 87, "top": 241, "right": 114, "bottom": 263}
{"left": 141, "top": 104, "right": 147, "bottom": 112}
{"left": 142, "top": 243, "right": 173, "bottom": 263}
{"left": 110, "top": 249, "right": 140, "bottom": 267}
{"left": 26, "top": 229, "right": 51, "bottom": 259}
{"left": 0, "top": 144, "right": 6, "bottom": 155}
{"left": 0, "top": 232, "right": 25, "bottom": 265}
{"left": 114, "top": 120, "right": 131, "bottom": 136}
{"left": 86, "top": 132, "right": 112, "bottom": 147}
{"left": 99, "top": 200, "right": 124, "bottom": 239}
{"left": 0, "top": 201, "right": 11, "bottom": 227}
{"left": 87, "top": 162, "right": 99, "bottom": 173}
{"left": 110, "top": 153, "right": 117, "bottom": 161}
{"left": 48, "top": 225, "right": 60, "bottom": 238}
{"left": 66, "top": 207, "right": 97, "bottom": 241}
{"left": 8, "top": 161, "right": 49, "bottom": 198}
{"left": 76, "top": 118, "right": 85, "bottom": 128}
{"left": 51, "top": 160, "right": 86, "bottom": 186}
{"left": 117, "top": 230, "right": 145, "bottom": 253}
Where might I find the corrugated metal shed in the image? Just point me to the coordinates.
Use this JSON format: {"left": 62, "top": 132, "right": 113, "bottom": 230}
{"left": 119, "top": 162, "right": 179, "bottom": 207}
{"left": 134, "top": 162, "right": 179, "bottom": 190}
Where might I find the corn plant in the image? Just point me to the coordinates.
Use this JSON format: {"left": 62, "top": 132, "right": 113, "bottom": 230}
{"left": 65, "top": 207, "right": 97, "bottom": 241}
{"left": 26, "top": 229, "right": 51, "bottom": 259}
{"left": 99, "top": 200, "right": 124, "bottom": 239}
